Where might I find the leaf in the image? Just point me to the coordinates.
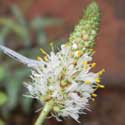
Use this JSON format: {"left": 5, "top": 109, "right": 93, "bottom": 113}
{"left": 11, "top": 5, "right": 31, "bottom": 46}
{"left": 11, "top": 5, "right": 26, "bottom": 26}
{"left": 0, "top": 119, "right": 5, "bottom": 125}
{"left": 21, "top": 97, "right": 32, "bottom": 114}
{"left": 15, "top": 68, "right": 30, "bottom": 79}
{"left": 31, "top": 17, "right": 62, "bottom": 29}
{"left": 5, "top": 79, "right": 22, "bottom": 110}
{"left": 0, "top": 27, "right": 10, "bottom": 45}
{"left": 14, "top": 68, "right": 32, "bottom": 113}
{"left": 0, "top": 66, "right": 5, "bottom": 81}
{"left": 0, "top": 18, "right": 31, "bottom": 46}
{"left": 37, "top": 29, "right": 48, "bottom": 46}
{"left": 0, "top": 91, "right": 8, "bottom": 106}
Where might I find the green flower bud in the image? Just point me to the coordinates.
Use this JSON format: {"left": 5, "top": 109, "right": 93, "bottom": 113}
{"left": 69, "top": 2, "right": 100, "bottom": 55}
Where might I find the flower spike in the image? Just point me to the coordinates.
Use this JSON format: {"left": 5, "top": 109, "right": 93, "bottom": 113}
{"left": 69, "top": 2, "right": 100, "bottom": 56}
{"left": 0, "top": 2, "right": 104, "bottom": 125}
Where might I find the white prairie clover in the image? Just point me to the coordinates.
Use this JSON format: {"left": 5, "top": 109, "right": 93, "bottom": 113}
{"left": 0, "top": 2, "right": 105, "bottom": 125}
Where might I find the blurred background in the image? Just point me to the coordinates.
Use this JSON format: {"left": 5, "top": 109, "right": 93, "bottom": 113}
{"left": 0, "top": 0, "right": 125, "bottom": 125}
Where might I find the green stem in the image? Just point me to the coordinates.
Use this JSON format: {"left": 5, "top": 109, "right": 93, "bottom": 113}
{"left": 35, "top": 100, "right": 54, "bottom": 125}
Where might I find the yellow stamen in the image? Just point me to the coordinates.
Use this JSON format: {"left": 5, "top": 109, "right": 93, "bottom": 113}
{"left": 95, "top": 78, "right": 100, "bottom": 83}
{"left": 76, "top": 50, "right": 82, "bottom": 57}
{"left": 98, "top": 69, "right": 105, "bottom": 76}
{"left": 85, "top": 80, "right": 91, "bottom": 84}
{"left": 37, "top": 56, "right": 42, "bottom": 61}
{"left": 92, "top": 93, "right": 97, "bottom": 97}
{"left": 83, "top": 61, "right": 87, "bottom": 65}
{"left": 91, "top": 62, "right": 96, "bottom": 68}
{"left": 98, "top": 84, "right": 105, "bottom": 89}
{"left": 83, "top": 61, "right": 89, "bottom": 70}
{"left": 78, "top": 51, "right": 82, "bottom": 56}
{"left": 50, "top": 42, "right": 54, "bottom": 51}
{"left": 40, "top": 48, "right": 48, "bottom": 55}
{"left": 44, "top": 56, "right": 48, "bottom": 61}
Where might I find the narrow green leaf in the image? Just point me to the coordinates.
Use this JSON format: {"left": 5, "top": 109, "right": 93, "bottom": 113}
{"left": 0, "top": 66, "right": 5, "bottom": 81}
{"left": 21, "top": 97, "right": 32, "bottom": 114}
{"left": 0, "top": 92, "right": 8, "bottom": 106}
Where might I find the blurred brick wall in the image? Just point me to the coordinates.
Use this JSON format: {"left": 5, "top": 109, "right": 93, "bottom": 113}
{"left": 1, "top": 0, "right": 125, "bottom": 85}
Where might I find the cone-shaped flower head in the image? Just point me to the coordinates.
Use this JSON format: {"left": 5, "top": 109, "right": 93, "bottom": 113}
{"left": 69, "top": 1, "right": 100, "bottom": 52}
{"left": 0, "top": 2, "right": 105, "bottom": 123}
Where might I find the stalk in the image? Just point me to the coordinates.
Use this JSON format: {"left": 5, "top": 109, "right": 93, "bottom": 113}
{"left": 35, "top": 100, "right": 54, "bottom": 125}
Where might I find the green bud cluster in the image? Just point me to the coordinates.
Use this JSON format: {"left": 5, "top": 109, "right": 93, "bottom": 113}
{"left": 69, "top": 2, "right": 100, "bottom": 55}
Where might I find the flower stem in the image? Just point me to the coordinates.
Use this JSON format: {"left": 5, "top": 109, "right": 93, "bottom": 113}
{"left": 35, "top": 100, "right": 54, "bottom": 125}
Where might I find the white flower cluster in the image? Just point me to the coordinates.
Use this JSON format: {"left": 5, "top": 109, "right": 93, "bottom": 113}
{"left": 27, "top": 44, "right": 105, "bottom": 121}
{"left": 0, "top": 44, "right": 104, "bottom": 122}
